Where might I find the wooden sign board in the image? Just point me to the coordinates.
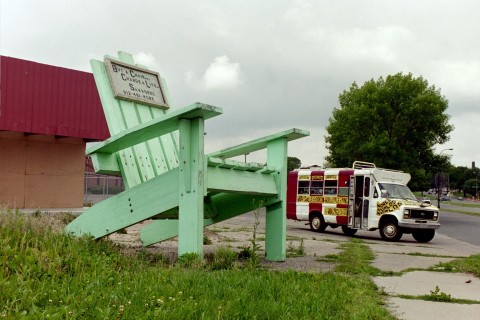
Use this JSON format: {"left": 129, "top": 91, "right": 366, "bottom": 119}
{"left": 104, "top": 58, "right": 169, "bottom": 109}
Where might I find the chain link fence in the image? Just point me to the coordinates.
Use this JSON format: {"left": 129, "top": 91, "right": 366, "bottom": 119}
{"left": 84, "top": 172, "right": 124, "bottom": 206}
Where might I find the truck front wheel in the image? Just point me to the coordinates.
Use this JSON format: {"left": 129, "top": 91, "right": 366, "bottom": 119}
{"left": 379, "top": 218, "right": 403, "bottom": 242}
{"left": 412, "top": 229, "right": 435, "bottom": 243}
{"left": 309, "top": 213, "right": 327, "bottom": 232}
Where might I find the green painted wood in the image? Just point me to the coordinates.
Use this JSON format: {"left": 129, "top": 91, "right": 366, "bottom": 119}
{"left": 65, "top": 169, "right": 179, "bottom": 238}
{"left": 90, "top": 152, "right": 121, "bottom": 175}
{"left": 89, "top": 52, "right": 189, "bottom": 189}
{"left": 140, "top": 193, "right": 279, "bottom": 246}
{"left": 90, "top": 58, "right": 141, "bottom": 188}
{"left": 86, "top": 103, "right": 222, "bottom": 155}
{"left": 155, "top": 79, "right": 181, "bottom": 171}
{"left": 265, "top": 138, "right": 288, "bottom": 261}
{"left": 118, "top": 52, "right": 164, "bottom": 182}
{"left": 207, "top": 167, "right": 278, "bottom": 195}
{"left": 178, "top": 118, "right": 205, "bottom": 256}
{"left": 207, "top": 157, "right": 265, "bottom": 171}
{"left": 208, "top": 128, "right": 309, "bottom": 159}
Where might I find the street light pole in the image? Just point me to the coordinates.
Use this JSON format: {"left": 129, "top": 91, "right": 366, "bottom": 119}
{"left": 437, "top": 148, "right": 453, "bottom": 208}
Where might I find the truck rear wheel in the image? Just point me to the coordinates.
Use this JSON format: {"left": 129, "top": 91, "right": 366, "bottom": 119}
{"left": 379, "top": 218, "right": 403, "bottom": 242}
{"left": 309, "top": 213, "right": 327, "bottom": 232}
{"left": 412, "top": 229, "right": 435, "bottom": 243}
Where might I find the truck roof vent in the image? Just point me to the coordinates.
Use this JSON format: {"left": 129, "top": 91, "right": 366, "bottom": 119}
{"left": 352, "top": 161, "right": 376, "bottom": 169}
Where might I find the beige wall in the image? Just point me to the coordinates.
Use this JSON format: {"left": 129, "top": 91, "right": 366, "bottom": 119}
{"left": 0, "top": 132, "right": 85, "bottom": 209}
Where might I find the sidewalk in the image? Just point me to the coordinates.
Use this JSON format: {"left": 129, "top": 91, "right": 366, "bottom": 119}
{"left": 369, "top": 231, "right": 480, "bottom": 320}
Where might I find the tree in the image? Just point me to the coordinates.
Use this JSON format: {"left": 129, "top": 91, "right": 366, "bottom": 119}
{"left": 463, "top": 178, "right": 479, "bottom": 197}
{"left": 325, "top": 72, "right": 454, "bottom": 190}
{"left": 447, "top": 165, "right": 471, "bottom": 192}
{"left": 287, "top": 156, "right": 302, "bottom": 172}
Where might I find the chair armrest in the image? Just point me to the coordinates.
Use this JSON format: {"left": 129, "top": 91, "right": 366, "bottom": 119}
{"left": 86, "top": 102, "right": 222, "bottom": 155}
{"left": 207, "top": 128, "right": 310, "bottom": 159}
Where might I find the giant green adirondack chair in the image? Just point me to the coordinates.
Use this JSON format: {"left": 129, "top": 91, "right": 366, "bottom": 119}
{"left": 65, "top": 51, "right": 309, "bottom": 261}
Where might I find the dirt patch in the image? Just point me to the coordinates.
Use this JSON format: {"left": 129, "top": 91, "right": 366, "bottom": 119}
{"left": 105, "top": 218, "right": 336, "bottom": 272}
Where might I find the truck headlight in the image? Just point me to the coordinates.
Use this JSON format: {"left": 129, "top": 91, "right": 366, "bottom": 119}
{"left": 433, "top": 211, "right": 438, "bottom": 221}
{"left": 403, "top": 209, "right": 410, "bottom": 219}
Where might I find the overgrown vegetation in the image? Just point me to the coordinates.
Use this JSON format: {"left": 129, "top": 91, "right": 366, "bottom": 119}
{"left": 0, "top": 209, "right": 396, "bottom": 319}
{"left": 287, "top": 238, "right": 305, "bottom": 258}
{"left": 431, "top": 254, "right": 480, "bottom": 277}
{"left": 321, "top": 238, "right": 382, "bottom": 276}
{"left": 399, "top": 286, "right": 480, "bottom": 305}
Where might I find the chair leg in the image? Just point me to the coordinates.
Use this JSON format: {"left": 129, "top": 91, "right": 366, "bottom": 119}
{"left": 178, "top": 118, "right": 205, "bottom": 256}
{"left": 265, "top": 138, "right": 288, "bottom": 261}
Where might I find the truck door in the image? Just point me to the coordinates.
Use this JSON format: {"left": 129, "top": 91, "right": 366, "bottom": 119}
{"left": 348, "top": 175, "right": 370, "bottom": 229}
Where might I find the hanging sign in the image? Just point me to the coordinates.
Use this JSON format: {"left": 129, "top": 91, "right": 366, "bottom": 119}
{"left": 104, "top": 57, "right": 168, "bottom": 109}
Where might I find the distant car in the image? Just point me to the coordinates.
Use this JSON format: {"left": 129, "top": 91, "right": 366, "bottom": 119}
{"left": 441, "top": 195, "right": 449, "bottom": 201}
{"left": 457, "top": 197, "right": 464, "bottom": 201}
{"left": 420, "top": 198, "right": 431, "bottom": 204}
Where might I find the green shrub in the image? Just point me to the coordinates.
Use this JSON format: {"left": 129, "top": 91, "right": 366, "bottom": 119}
{"left": 209, "top": 246, "right": 237, "bottom": 270}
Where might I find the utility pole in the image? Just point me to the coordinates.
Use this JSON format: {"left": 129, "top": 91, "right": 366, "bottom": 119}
{"left": 437, "top": 148, "right": 453, "bottom": 208}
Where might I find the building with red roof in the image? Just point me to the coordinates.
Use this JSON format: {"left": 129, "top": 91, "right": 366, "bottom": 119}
{"left": 0, "top": 56, "right": 109, "bottom": 209}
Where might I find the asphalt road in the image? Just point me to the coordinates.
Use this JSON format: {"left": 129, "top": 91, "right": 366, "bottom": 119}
{"left": 437, "top": 202, "right": 480, "bottom": 246}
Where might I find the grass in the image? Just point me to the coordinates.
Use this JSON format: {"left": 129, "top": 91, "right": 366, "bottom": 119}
{"left": 286, "top": 239, "right": 305, "bottom": 258}
{"left": 443, "top": 201, "right": 480, "bottom": 208}
{"left": 440, "top": 208, "right": 480, "bottom": 217}
{"left": 0, "top": 209, "right": 397, "bottom": 319}
{"left": 398, "top": 286, "right": 480, "bottom": 304}
{"left": 327, "top": 238, "right": 381, "bottom": 276}
{"left": 430, "top": 254, "right": 480, "bottom": 277}
{"left": 403, "top": 252, "right": 460, "bottom": 258}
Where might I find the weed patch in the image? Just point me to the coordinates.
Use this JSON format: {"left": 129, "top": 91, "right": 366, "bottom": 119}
{"left": 430, "top": 255, "right": 480, "bottom": 277}
{"left": 399, "top": 286, "right": 480, "bottom": 304}
{"left": 331, "top": 238, "right": 382, "bottom": 276}
{"left": 287, "top": 239, "right": 305, "bottom": 258}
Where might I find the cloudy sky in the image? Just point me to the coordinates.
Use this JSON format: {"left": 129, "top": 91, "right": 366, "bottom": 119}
{"left": 1, "top": 0, "right": 479, "bottom": 167}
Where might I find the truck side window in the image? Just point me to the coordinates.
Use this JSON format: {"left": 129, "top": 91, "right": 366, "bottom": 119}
{"left": 338, "top": 187, "right": 349, "bottom": 196}
{"left": 298, "top": 181, "right": 310, "bottom": 194}
{"left": 310, "top": 181, "right": 323, "bottom": 195}
{"left": 364, "top": 177, "right": 370, "bottom": 197}
{"left": 373, "top": 187, "right": 379, "bottom": 198}
{"left": 324, "top": 180, "right": 337, "bottom": 195}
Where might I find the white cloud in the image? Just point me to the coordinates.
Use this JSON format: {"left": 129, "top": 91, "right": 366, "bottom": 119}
{"left": 328, "top": 26, "right": 413, "bottom": 65}
{"left": 446, "top": 112, "right": 480, "bottom": 167}
{"left": 133, "top": 52, "right": 159, "bottom": 69}
{"left": 429, "top": 60, "right": 480, "bottom": 100}
{"left": 203, "top": 55, "right": 243, "bottom": 90}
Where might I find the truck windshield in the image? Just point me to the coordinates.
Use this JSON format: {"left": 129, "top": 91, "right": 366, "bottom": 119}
{"left": 378, "top": 183, "right": 417, "bottom": 201}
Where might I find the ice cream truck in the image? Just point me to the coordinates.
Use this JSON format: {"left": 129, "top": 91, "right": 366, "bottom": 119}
{"left": 286, "top": 161, "right": 440, "bottom": 242}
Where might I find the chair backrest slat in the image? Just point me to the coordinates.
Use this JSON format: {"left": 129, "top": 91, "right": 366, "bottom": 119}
{"left": 90, "top": 52, "right": 179, "bottom": 189}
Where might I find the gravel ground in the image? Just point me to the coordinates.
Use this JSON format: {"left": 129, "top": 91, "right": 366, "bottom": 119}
{"left": 107, "top": 210, "right": 340, "bottom": 272}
